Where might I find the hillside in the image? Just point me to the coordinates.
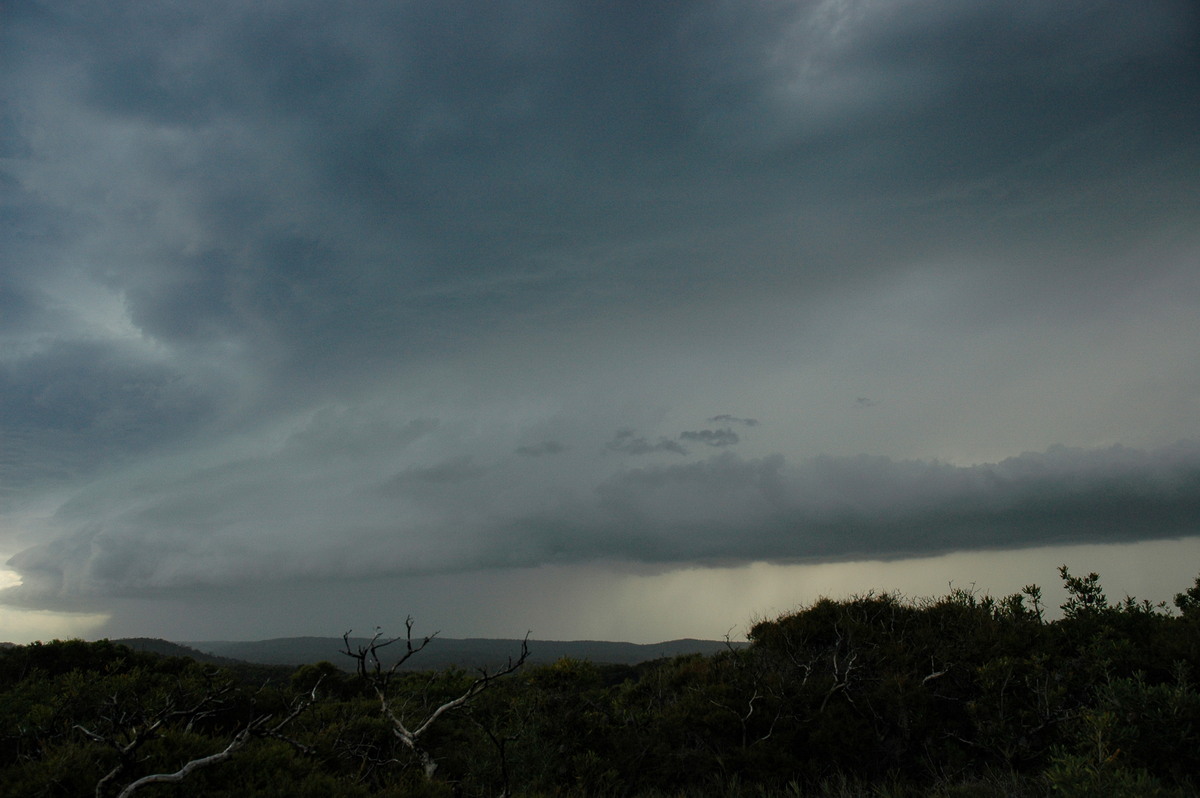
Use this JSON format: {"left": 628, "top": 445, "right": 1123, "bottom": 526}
{"left": 185, "top": 635, "right": 741, "bottom": 670}
{"left": 112, "top": 637, "right": 249, "bottom": 667}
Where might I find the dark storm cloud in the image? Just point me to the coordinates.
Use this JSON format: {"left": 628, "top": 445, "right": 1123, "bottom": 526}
{"left": 680, "top": 428, "right": 740, "bottom": 447}
{"left": 516, "top": 441, "right": 567, "bottom": 457}
{"left": 7, "top": 441, "right": 1200, "bottom": 608}
{"left": 590, "top": 442, "right": 1200, "bottom": 563}
{"left": 382, "top": 457, "right": 488, "bottom": 490}
{"left": 607, "top": 429, "right": 689, "bottom": 457}
{"left": 4, "top": 0, "right": 1195, "bottom": 389}
{"left": 709, "top": 415, "right": 758, "bottom": 427}
{"left": 10, "top": 0, "right": 1195, "bottom": 374}
{"left": 281, "top": 410, "right": 438, "bottom": 459}
{"left": 1, "top": 1, "right": 1198, "bottom": 634}
{"left": 0, "top": 341, "right": 214, "bottom": 488}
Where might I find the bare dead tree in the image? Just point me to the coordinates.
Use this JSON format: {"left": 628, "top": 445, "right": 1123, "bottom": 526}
{"left": 341, "top": 617, "right": 530, "bottom": 780}
{"left": 76, "top": 676, "right": 236, "bottom": 798}
{"left": 79, "top": 677, "right": 321, "bottom": 798}
{"left": 701, "top": 647, "right": 784, "bottom": 748}
{"left": 113, "top": 725, "right": 255, "bottom": 798}
{"left": 819, "top": 623, "right": 861, "bottom": 713}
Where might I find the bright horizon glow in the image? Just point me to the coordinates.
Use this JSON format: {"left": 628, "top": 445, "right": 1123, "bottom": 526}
{"left": 0, "top": 606, "right": 111, "bottom": 645}
{"left": 0, "top": 567, "right": 19, "bottom": 591}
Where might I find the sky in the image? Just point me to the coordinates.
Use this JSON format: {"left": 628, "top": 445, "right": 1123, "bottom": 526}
{"left": 2, "top": 0, "right": 1199, "bottom": 645}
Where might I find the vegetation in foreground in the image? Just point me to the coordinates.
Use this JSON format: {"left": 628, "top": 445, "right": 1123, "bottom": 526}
{"left": 3, "top": 565, "right": 1200, "bottom": 797}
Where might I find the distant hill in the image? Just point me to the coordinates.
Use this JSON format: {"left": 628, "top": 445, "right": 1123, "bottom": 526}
{"left": 185, "top": 636, "right": 743, "bottom": 671}
{"left": 113, "top": 637, "right": 247, "bottom": 666}
{"left": 112, "top": 638, "right": 296, "bottom": 682}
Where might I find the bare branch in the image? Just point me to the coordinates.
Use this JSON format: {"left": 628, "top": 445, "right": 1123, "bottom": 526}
{"left": 341, "top": 617, "right": 437, "bottom": 683}
{"left": 114, "top": 723, "right": 258, "bottom": 798}
{"left": 84, "top": 670, "right": 318, "bottom": 798}
{"left": 348, "top": 625, "right": 530, "bottom": 780}
{"left": 922, "top": 668, "right": 949, "bottom": 686}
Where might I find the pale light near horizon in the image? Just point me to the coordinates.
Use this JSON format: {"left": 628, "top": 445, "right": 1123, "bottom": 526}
{"left": 0, "top": 565, "right": 110, "bottom": 644}
{"left": 583, "top": 536, "right": 1200, "bottom": 643}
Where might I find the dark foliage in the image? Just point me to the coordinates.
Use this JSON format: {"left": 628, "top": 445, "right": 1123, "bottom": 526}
{"left": 3, "top": 567, "right": 1199, "bottom": 796}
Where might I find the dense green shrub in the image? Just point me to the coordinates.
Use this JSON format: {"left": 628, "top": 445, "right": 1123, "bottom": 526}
{"left": 4, "top": 567, "right": 1200, "bottom": 795}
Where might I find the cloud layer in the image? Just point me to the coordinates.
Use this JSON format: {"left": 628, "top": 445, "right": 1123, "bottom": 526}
{"left": 2, "top": 0, "right": 1198, "bottom": 636}
{"left": 7, "top": 431, "right": 1200, "bottom": 608}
